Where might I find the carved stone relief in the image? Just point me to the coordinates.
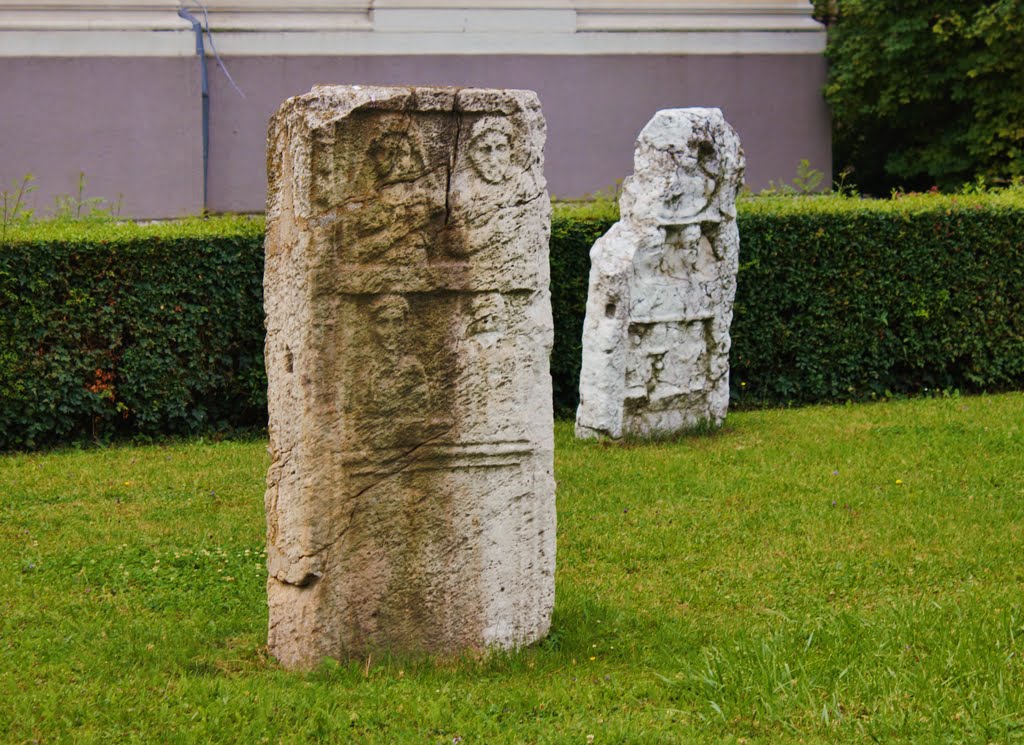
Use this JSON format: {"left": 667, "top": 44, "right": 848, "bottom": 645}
{"left": 264, "top": 85, "right": 555, "bottom": 669}
{"left": 576, "top": 108, "right": 745, "bottom": 440}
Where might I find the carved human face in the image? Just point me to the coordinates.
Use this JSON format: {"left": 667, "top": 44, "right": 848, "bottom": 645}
{"left": 469, "top": 128, "right": 512, "bottom": 184}
{"left": 370, "top": 130, "right": 424, "bottom": 184}
{"left": 662, "top": 224, "right": 703, "bottom": 278}
{"left": 630, "top": 148, "right": 716, "bottom": 225}
{"left": 660, "top": 154, "right": 714, "bottom": 223}
{"left": 371, "top": 295, "right": 409, "bottom": 355}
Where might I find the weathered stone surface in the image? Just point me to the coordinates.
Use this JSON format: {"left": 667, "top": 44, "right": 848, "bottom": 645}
{"left": 264, "top": 85, "right": 555, "bottom": 669}
{"left": 575, "top": 108, "right": 745, "bottom": 440}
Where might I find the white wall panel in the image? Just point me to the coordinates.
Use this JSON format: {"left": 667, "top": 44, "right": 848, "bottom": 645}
{"left": 0, "top": 1, "right": 823, "bottom": 54}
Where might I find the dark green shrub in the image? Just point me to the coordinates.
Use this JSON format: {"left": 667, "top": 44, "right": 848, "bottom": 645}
{"left": 824, "top": 0, "right": 1024, "bottom": 193}
{"left": 550, "top": 192, "right": 1024, "bottom": 413}
{"left": 549, "top": 201, "right": 616, "bottom": 418}
{"left": 2, "top": 192, "right": 1022, "bottom": 450}
{"left": 0, "top": 218, "right": 265, "bottom": 449}
{"left": 730, "top": 191, "right": 1024, "bottom": 406}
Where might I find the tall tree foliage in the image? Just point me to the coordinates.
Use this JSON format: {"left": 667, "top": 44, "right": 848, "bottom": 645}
{"left": 823, "top": 0, "right": 1024, "bottom": 194}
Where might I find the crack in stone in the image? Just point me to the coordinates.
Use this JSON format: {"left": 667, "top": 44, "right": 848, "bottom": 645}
{"left": 273, "top": 427, "right": 455, "bottom": 589}
{"left": 290, "top": 428, "right": 457, "bottom": 592}
{"left": 444, "top": 96, "right": 463, "bottom": 226}
{"left": 339, "top": 425, "right": 455, "bottom": 542}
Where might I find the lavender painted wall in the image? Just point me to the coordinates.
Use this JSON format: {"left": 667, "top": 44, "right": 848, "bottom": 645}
{"left": 1, "top": 54, "right": 828, "bottom": 218}
{"left": 0, "top": 58, "right": 203, "bottom": 219}
{"left": 208, "top": 55, "right": 830, "bottom": 213}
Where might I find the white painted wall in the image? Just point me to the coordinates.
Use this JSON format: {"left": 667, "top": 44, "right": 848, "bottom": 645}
{"left": 0, "top": 1, "right": 824, "bottom": 56}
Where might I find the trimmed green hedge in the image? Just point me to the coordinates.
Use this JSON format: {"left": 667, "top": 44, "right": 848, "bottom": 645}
{"left": 732, "top": 192, "right": 1024, "bottom": 407}
{"left": 0, "top": 218, "right": 266, "bottom": 449}
{"left": 549, "top": 201, "right": 617, "bottom": 418}
{"left": 2, "top": 192, "right": 1023, "bottom": 449}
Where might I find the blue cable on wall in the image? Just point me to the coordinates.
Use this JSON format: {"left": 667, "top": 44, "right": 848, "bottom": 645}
{"left": 178, "top": 3, "right": 244, "bottom": 213}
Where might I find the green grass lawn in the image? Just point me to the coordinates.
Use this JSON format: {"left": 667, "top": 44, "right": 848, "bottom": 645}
{"left": 2, "top": 393, "right": 1023, "bottom": 743}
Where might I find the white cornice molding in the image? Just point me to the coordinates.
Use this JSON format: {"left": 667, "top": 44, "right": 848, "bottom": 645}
{"left": 0, "top": 28, "right": 194, "bottom": 54}
{"left": 0, "top": 29, "right": 825, "bottom": 56}
{"left": 188, "top": 1, "right": 373, "bottom": 31}
{"left": 574, "top": 1, "right": 813, "bottom": 11}
{"left": 0, "top": 1, "right": 824, "bottom": 55}
{"left": 0, "top": 2, "right": 373, "bottom": 31}
{"left": 575, "top": 0, "right": 820, "bottom": 31}
{"left": 219, "top": 29, "right": 826, "bottom": 55}
{"left": 0, "top": 2, "right": 188, "bottom": 30}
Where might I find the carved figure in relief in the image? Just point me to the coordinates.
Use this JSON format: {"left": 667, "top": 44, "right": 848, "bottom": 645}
{"left": 467, "top": 292, "right": 507, "bottom": 347}
{"left": 445, "top": 117, "right": 533, "bottom": 258}
{"left": 468, "top": 118, "right": 514, "bottom": 184}
{"left": 625, "top": 321, "right": 708, "bottom": 408}
{"left": 663, "top": 225, "right": 699, "bottom": 278}
{"left": 339, "top": 123, "right": 440, "bottom": 266}
{"left": 264, "top": 85, "right": 554, "bottom": 669}
{"left": 367, "top": 295, "right": 431, "bottom": 417}
{"left": 369, "top": 127, "right": 427, "bottom": 185}
{"left": 459, "top": 292, "right": 513, "bottom": 432}
{"left": 657, "top": 149, "right": 716, "bottom": 223}
{"left": 576, "top": 108, "right": 744, "bottom": 440}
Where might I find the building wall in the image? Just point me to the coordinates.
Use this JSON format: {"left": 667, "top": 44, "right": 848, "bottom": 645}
{"left": 0, "top": 57, "right": 204, "bottom": 218}
{"left": 207, "top": 54, "right": 829, "bottom": 213}
{"left": 0, "top": 2, "right": 829, "bottom": 219}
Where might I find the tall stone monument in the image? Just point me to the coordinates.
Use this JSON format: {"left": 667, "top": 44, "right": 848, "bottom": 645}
{"left": 264, "top": 86, "right": 555, "bottom": 669}
{"left": 575, "top": 108, "right": 745, "bottom": 440}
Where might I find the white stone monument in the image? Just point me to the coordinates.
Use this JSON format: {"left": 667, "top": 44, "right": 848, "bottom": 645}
{"left": 576, "top": 108, "right": 745, "bottom": 440}
{"left": 264, "top": 85, "right": 555, "bottom": 669}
